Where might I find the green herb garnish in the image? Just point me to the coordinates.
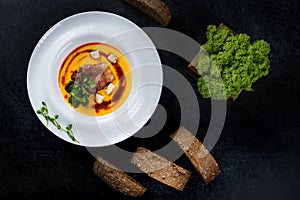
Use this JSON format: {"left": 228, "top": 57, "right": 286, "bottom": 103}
{"left": 37, "top": 101, "right": 79, "bottom": 143}
{"left": 197, "top": 25, "right": 271, "bottom": 100}
{"left": 65, "top": 74, "right": 96, "bottom": 108}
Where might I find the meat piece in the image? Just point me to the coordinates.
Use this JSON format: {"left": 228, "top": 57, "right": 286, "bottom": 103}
{"left": 81, "top": 64, "right": 92, "bottom": 74}
{"left": 104, "top": 68, "right": 112, "bottom": 76}
{"left": 75, "top": 63, "right": 115, "bottom": 92}
{"left": 80, "top": 63, "right": 109, "bottom": 82}
{"left": 88, "top": 87, "right": 97, "bottom": 94}
{"left": 71, "top": 70, "right": 79, "bottom": 80}
{"left": 107, "top": 53, "right": 118, "bottom": 64}
{"left": 93, "top": 63, "right": 108, "bottom": 83}
{"left": 98, "top": 62, "right": 109, "bottom": 72}
{"left": 93, "top": 74, "right": 102, "bottom": 84}
{"left": 81, "top": 64, "right": 102, "bottom": 79}
{"left": 71, "top": 70, "right": 83, "bottom": 82}
{"left": 97, "top": 76, "right": 107, "bottom": 90}
{"left": 95, "top": 68, "right": 115, "bottom": 91}
{"left": 104, "top": 69, "right": 115, "bottom": 83}
{"left": 105, "top": 74, "right": 115, "bottom": 83}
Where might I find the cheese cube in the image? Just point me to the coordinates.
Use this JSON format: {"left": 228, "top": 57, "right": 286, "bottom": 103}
{"left": 107, "top": 53, "right": 118, "bottom": 64}
{"left": 95, "top": 94, "right": 104, "bottom": 104}
{"left": 106, "top": 83, "right": 115, "bottom": 95}
{"left": 90, "top": 50, "right": 100, "bottom": 59}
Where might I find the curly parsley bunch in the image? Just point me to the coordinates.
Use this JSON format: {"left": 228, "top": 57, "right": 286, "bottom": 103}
{"left": 197, "top": 25, "right": 271, "bottom": 100}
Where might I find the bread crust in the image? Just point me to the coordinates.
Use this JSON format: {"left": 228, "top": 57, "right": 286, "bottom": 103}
{"left": 124, "top": 0, "right": 171, "bottom": 26}
{"left": 93, "top": 157, "right": 147, "bottom": 197}
{"left": 171, "top": 127, "right": 220, "bottom": 185}
{"left": 131, "top": 147, "right": 191, "bottom": 191}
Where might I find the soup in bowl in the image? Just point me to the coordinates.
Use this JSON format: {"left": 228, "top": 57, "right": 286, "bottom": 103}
{"left": 59, "top": 42, "right": 132, "bottom": 116}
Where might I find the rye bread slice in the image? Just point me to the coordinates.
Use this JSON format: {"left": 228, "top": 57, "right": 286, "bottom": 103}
{"left": 131, "top": 147, "right": 191, "bottom": 191}
{"left": 123, "top": 0, "right": 172, "bottom": 26}
{"left": 170, "top": 127, "right": 220, "bottom": 185}
{"left": 93, "top": 157, "right": 147, "bottom": 197}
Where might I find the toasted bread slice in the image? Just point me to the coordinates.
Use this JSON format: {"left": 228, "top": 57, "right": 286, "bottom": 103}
{"left": 124, "top": 0, "right": 171, "bottom": 26}
{"left": 131, "top": 147, "right": 191, "bottom": 191}
{"left": 93, "top": 157, "right": 147, "bottom": 197}
{"left": 171, "top": 127, "right": 220, "bottom": 185}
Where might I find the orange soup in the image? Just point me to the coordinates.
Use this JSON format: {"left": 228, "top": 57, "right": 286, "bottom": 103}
{"left": 58, "top": 42, "right": 132, "bottom": 116}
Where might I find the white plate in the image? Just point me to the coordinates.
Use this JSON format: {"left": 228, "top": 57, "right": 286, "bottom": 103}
{"left": 27, "top": 11, "right": 162, "bottom": 147}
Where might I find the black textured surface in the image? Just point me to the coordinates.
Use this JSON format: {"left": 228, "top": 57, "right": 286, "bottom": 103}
{"left": 1, "top": 0, "right": 300, "bottom": 199}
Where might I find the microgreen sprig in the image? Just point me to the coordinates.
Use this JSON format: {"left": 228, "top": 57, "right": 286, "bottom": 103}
{"left": 37, "top": 101, "right": 79, "bottom": 143}
{"left": 65, "top": 74, "right": 96, "bottom": 108}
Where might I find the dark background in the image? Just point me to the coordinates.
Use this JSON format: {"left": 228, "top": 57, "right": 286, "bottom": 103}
{"left": 1, "top": 0, "right": 299, "bottom": 199}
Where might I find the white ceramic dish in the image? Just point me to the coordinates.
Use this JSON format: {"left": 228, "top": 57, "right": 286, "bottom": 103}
{"left": 27, "top": 11, "right": 162, "bottom": 147}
